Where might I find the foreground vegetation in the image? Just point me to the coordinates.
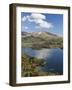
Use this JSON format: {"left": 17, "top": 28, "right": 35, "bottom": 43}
{"left": 21, "top": 54, "right": 60, "bottom": 77}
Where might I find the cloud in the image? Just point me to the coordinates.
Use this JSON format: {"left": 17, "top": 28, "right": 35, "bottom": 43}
{"left": 34, "top": 19, "right": 53, "bottom": 29}
{"left": 25, "top": 26, "right": 28, "bottom": 29}
{"left": 30, "top": 13, "right": 46, "bottom": 20}
{"left": 22, "top": 16, "right": 27, "bottom": 21}
{"left": 22, "top": 13, "right": 53, "bottom": 29}
{"left": 22, "top": 26, "right": 28, "bottom": 30}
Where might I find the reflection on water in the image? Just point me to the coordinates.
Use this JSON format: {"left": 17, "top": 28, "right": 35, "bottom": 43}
{"left": 22, "top": 48, "right": 63, "bottom": 75}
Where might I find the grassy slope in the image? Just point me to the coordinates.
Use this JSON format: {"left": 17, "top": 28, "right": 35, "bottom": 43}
{"left": 22, "top": 33, "right": 63, "bottom": 49}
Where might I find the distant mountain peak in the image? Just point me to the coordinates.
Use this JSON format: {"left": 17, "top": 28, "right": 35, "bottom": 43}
{"left": 21, "top": 31, "right": 59, "bottom": 38}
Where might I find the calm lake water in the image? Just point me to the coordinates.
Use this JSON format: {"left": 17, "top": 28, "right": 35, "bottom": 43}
{"left": 22, "top": 48, "right": 63, "bottom": 75}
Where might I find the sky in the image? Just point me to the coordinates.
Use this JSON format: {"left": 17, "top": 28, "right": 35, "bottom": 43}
{"left": 21, "top": 12, "right": 63, "bottom": 36}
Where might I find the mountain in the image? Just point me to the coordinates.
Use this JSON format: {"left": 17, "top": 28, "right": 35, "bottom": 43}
{"left": 21, "top": 31, "right": 63, "bottom": 49}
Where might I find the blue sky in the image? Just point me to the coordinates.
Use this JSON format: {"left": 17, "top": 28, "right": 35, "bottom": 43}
{"left": 21, "top": 12, "right": 63, "bottom": 36}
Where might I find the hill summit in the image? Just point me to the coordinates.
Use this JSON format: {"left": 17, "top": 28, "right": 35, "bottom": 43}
{"left": 22, "top": 31, "right": 63, "bottom": 49}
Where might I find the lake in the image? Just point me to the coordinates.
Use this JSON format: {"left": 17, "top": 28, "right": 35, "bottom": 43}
{"left": 22, "top": 48, "right": 63, "bottom": 75}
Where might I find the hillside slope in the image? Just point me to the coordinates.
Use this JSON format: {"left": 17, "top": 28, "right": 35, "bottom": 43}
{"left": 22, "top": 31, "right": 63, "bottom": 49}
